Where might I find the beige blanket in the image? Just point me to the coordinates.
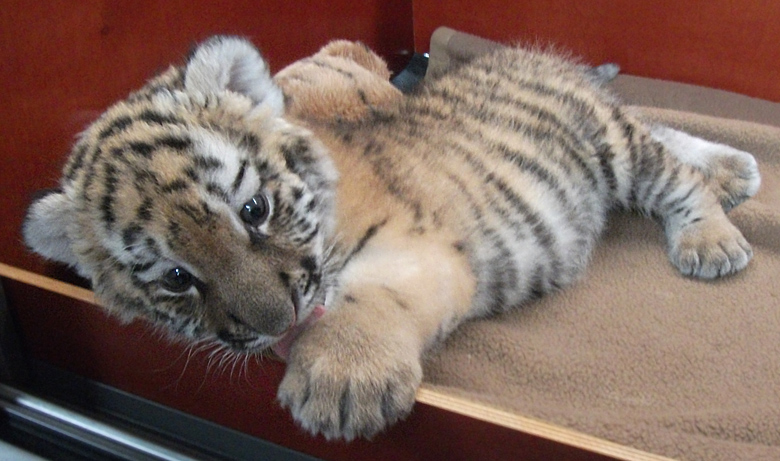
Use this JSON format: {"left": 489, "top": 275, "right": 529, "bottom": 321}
{"left": 422, "top": 28, "right": 780, "bottom": 461}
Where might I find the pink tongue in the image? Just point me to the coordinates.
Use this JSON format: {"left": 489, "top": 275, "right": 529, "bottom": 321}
{"left": 271, "top": 305, "right": 326, "bottom": 361}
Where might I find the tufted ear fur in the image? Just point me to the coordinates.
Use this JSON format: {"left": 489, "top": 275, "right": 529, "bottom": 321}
{"left": 22, "top": 189, "right": 80, "bottom": 269}
{"left": 184, "top": 35, "right": 284, "bottom": 116}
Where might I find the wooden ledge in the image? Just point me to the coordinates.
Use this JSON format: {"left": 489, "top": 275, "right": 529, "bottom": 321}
{"left": 416, "top": 387, "right": 671, "bottom": 461}
{"left": 1, "top": 261, "right": 667, "bottom": 460}
{"left": 0, "top": 263, "right": 96, "bottom": 306}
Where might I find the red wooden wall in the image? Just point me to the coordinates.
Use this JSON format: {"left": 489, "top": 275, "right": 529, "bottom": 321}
{"left": 413, "top": 0, "right": 780, "bottom": 102}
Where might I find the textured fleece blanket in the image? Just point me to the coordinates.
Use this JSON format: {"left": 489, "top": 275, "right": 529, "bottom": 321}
{"left": 421, "top": 28, "right": 780, "bottom": 461}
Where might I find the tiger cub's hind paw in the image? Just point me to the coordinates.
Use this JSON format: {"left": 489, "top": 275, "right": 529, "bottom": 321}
{"left": 706, "top": 147, "right": 761, "bottom": 212}
{"left": 651, "top": 127, "right": 761, "bottom": 212}
{"left": 669, "top": 216, "right": 753, "bottom": 279}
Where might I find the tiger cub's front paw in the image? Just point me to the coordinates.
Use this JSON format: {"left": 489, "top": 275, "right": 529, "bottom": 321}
{"left": 705, "top": 147, "right": 761, "bottom": 212}
{"left": 277, "top": 324, "right": 422, "bottom": 440}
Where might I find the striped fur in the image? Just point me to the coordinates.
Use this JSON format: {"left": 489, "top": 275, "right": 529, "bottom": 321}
{"left": 23, "top": 37, "right": 760, "bottom": 440}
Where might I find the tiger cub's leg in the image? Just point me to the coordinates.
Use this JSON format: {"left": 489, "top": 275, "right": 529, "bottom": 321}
{"left": 650, "top": 126, "right": 761, "bottom": 212}
{"left": 277, "top": 236, "right": 475, "bottom": 440}
{"left": 610, "top": 114, "right": 760, "bottom": 279}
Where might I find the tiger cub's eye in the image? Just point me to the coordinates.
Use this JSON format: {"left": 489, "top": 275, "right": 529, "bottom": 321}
{"left": 161, "top": 267, "right": 194, "bottom": 293}
{"left": 240, "top": 193, "right": 270, "bottom": 227}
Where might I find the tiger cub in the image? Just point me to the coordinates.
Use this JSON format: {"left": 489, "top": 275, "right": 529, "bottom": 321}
{"left": 23, "top": 36, "right": 760, "bottom": 440}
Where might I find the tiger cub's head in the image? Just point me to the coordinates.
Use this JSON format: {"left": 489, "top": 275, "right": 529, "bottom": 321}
{"left": 23, "top": 36, "right": 338, "bottom": 353}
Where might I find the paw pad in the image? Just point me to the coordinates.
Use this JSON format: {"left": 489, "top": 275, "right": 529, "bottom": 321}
{"left": 670, "top": 218, "right": 752, "bottom": 278}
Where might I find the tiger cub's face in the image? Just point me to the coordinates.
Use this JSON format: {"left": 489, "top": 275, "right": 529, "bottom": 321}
{"left": 23, "top": 37, "right": 338, "bottom": 352}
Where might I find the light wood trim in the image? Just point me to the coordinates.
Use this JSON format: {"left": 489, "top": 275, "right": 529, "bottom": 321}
{"left": 416, "top": 386, "right": 672, "bottom": 461}
{"left": 1, "top": 261, "right": 668, "bottom": 460}
{"left": 0, "top": 263, "right": 96, "bottom": 306}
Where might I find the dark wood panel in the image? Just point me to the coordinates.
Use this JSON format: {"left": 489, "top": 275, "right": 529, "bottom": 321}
{"left": 0, "top": 0, "right": 413, "bottom": 274}
{"left": 413, "top": 0, "right": 780, "bottom": 102}
{"left": 2, "top": 278, "right": 618, "bottom": 460}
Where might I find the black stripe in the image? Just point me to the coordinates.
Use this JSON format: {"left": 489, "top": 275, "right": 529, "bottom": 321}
{"left": 442, "top": 171, "right": 527, "bottom": 313}
{"left": 357, "top": 89, "right": 369, "bottom": 105}
{"left": 144, "top": 237, "right": 160, "bottom": 259}
{"left": 464, "top": 128, "right": 566, "bottom": 191}
{"left": 99, "top": 163, "right": 119, "bottom": 227}
{"left": 281, "top": 137, "right": 311, "bottom": 172}
{"left": 64, "top": 143, "right": 89, "bottom": 181}
{"left": 160, "top": 178, "right": 189, "bottom": 194}
{"left": 122, "top": 224, "right": 143, "bottom": 247}
{"left": 296, "top": 223, "right": 320, "bottom": 246}
{"left": 685, "top": 216, "right": 703, "bottom": 227}
{"left": 631, "top": 136, "right": 666, "bottom": 209}
{"left": 193, "top": 155, "right": 223, "bottom": 171}
{"left": 167, "top": 221, "right": 182, "bottom": 245}
{"left": 382, "top": 285, "right": 410, "bottom": 310}
{"left": 611, "top": 108, "right": 640, "bottom": 205}
{"left": 597, "top": 144, "right": 619, "bottom": 193}
{"left": 648, "top": 163, "right": 681, "bottom": 212}
{"left": 487, "top": 172, "right": 558, "bottom": 254}
{"left": 108, "top": 136, "right": 191, "bottom": 165}
{"left": 359, "top": 139, "right": 426, "bottom": 222}
{"left": 136, "top": 197, "right": 153, "bottom": 221}
{"left": 483, "top": 232, "right": 516, "bottom": 315}
{"left": 238, "top": 132, "right": 261, "bottom": 152}
{"left": 127, "top": 271, "right": 151, "bottom": 293}
{"left": 133, "top": 168, "right": 160, "bottom": 187}
{"left": 176, "top": 201, "right": 214, "bottom": 225}
{"left": 129, "top": 141, "right": 154, "bottom": 158}
{"left": 661, "top": 184, "right": 698, "bottom": 217}
{"left": 205, "top": 182, "right": 229, "bottom": 203}
{"left": 428, "top": 66, "right": 601, "bottom": 150}
{"left": 130, "top": 260, "right": 155, "bottom": 275}
{"left": 305, "top": 198, "right": 317, "bottom": 213}
{"left": 343, "top": 294, "right": 358, "bottom": 304}
{"left": 254, "top": 159, "right": 271, "bottom": 176}
{"left": 338, "top": 387, "right": 351, "bottom": 433}
{"left": 342, "top": 219, "right": 387, "bottom": 268}
{"left": 300, "top": 255, "right": 320, "bottom": 294}
{"left": 467, "top": 58, "right": 607, "bottom": 121}
{"left": 409, "top": 101, "right": 449, "bottom": 121}
{"left": 481, "top": 136, "right": 577, "bottom": 213}
{"left": 98, "top": 109, "right": 187, "bottom": 152}
{"left": 156, "top": 135, "right": 192, "bottom": 151}
{"left": 148, "top": 295, "right": 191, "bottom": 310}
{"left": 231, "top": 159, "right": 248, "bottom": 192}
{"left": 183, "top": 167, "right": 199, "bottom": 182}
{"left": 527, "top": 264, "right": 547, "bottom": 300}
{"left": 137, "top": 110, "right": 181, "bottom": 126}
{"left": 362, "top": 140, "right": 382, "bottom": 157}
{"left": 311, "top": 59, "right": 355, "bottom": 79}
{"left": 98, "top": 115, "right": 133, "bottom": 140}
{"left": 416, "top": 87, "right": 602, "bottom": 191}
{"left": 425, "top": 131, "right": 561, "bottom": 277}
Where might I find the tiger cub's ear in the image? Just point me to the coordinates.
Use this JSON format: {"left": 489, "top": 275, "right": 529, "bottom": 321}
{"left": 184, "top": 35, "right": 284, "bottom": 116}
{"left": 22, "top": 189, "right": 80, "bottom": 270}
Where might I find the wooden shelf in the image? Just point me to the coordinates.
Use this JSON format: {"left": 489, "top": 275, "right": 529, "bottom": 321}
{"left": 1, "top": 262, "right": 666, "bottom": 460}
